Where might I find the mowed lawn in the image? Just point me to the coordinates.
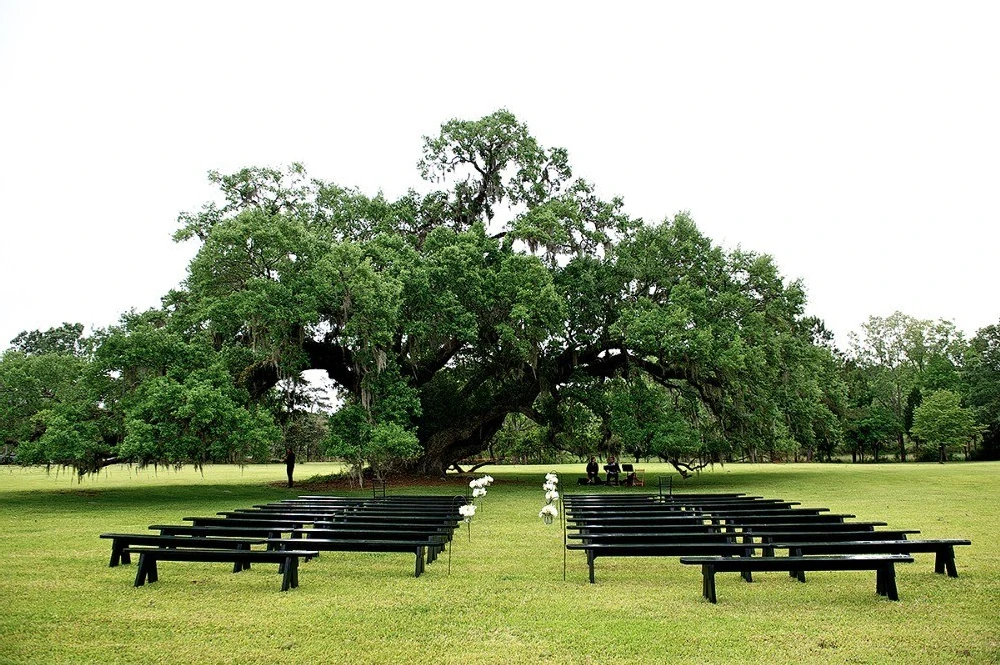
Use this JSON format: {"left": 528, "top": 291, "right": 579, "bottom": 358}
{"left": 0, "top": 461, "right": 997, "bottom": 665}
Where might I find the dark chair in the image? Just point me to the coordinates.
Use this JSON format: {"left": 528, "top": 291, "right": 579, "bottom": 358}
{"left": 622, "top": 464, "right": 638, "bottom": 486}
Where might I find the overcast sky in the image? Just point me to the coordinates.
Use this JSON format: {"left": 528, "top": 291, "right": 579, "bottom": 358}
{"left": 1, "top": 1, "right": 997, "bottom": 351}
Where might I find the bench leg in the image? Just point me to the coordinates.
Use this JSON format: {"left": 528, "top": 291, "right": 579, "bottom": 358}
{"left": 232, "top": 550, "right": 243, "bottom": 574}
{"left": 936, "top": 546, "right": 958, "bottom": 577}
{"left": 133, "top": 553, "right": 147, "bottom": 587}
{"left": 741, "top": 547, "right": 753, "bottom": 583}
{"left": 879, "top": 563, "right": 899, "bottom": 601}
{"left": 109, "top": 540, "right": 126, "bottom": 567}
{"left": 701, "top": 564, "right": 717, "bottom": 603}
{"left": 588, "top": 550, "right": 596, "bottom": 584}
{"left": 233, "top": 543, "right": 251, "bottom": 573}
{"left": 280, "top": 556, "right": 297, "bottom": 591}
{"left": 415, "top": 546, "right": 425, "bottom": 578}
{"left": 134, "top": 553, "right": 157, "bottom": 587}
{"left": 789, "top": 548, "right": 805, "bottom": 582}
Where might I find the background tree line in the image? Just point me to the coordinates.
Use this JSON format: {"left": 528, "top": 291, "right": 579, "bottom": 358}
{"left": 1, "top": 112, "right": 994, "bottom": 477}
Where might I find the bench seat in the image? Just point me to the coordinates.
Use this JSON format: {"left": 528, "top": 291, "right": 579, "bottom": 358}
{"left": 100, "top": 533, "right": 265, "bottom": 568}
{"left": 567, "top": 541, "right": 764, "bottom": 583}
{"left": 269, "top": 537, "right": 447, "bottom": 577}
{"left": 122, "top": 547, "right": 318, "bottom": 591}
{"left": 773, "top": 539, "right": 972, "bottom": 577}
{"left": 183, "top": 517, "right": 307, "bottom": 529}
{"left": 149, "top": 524, "right": 296, "bottom": 540}
{"left": 679, "top": 554, "right": 914, "bottom": 602}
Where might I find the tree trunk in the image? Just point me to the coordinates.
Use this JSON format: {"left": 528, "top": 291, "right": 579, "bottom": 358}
{"left": 407, "top": 415, "right": 507, "bottom": 476}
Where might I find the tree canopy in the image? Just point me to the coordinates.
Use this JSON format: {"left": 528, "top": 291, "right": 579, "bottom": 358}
{"left": 157, "top": 109, "right": 844, "bottom": 476}
{"left": 12, "top": 110, "right": 995, "bottom": 477}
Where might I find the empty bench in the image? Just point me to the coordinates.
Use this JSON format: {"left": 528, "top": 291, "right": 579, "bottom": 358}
{"left": 773, "top": 539, "right": 972, "bottom": 578}
{"left": 122, "top": 547, "right": 318, "bottom": 591}
{"left": 100, "top": 533, "right": 264, "bottom": 569}
{"left": 679, "top": 554, "right": 914, "bottom": 603}
{"left": 567, "top": 541, "right": 762, "bottom": 583}
{"left": 270, "top": 536, "right": 447, "bottom": 578}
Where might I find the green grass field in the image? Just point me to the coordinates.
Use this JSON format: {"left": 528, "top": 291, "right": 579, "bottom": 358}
{"left": 0, "top": 461, "right": 997, "bottom": 664}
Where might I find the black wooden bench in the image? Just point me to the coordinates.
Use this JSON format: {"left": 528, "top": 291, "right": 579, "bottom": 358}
{"left": 182, "top": 517, "right": 307, "bottom": 529}
{"left": 679, "top": 554, "right": 914, "bottom": 603}
{"left": 122, "top": 547, "right": 318, "bottom": 591}
{"left": 722, "top": 520, "right": 888, "bottom": 532}
{"left": 218, "top": 510, "right": 334, "bottom": 521}
{"left": 566, "top": 541, "right": 763, "bottom": 583}
{"left": 773, "top": 539, "right": 972, "bottom": 578}
{"left": 268, "top": 536, "right": 446, "bottom": 577}
{"left": 100, "top": 533, "right": 265, "bottom": 569}
{"left": 149, "top": 524, "right": 297, "bottom": 543}
{"left": 293, "top": 526, "right": 452, "bottom": 563}
{"left": 566, "top": 516, "right": 709, "bottom": 527}
{"left": 737, "top": 529, "right": 919, "bottom": 557}
{"left": 314, "top": 516, "right": 459, "bottom": 529}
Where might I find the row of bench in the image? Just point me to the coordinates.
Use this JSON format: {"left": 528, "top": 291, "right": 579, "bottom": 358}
{"left": 102, "top": 494, "right": 466, "bottom": 591}
{"left": 563, "top": 492, "right": 971, "bottom": 602}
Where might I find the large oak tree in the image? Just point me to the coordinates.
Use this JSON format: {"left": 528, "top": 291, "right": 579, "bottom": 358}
{"left": 165, "top": 110, "right": 841, "bottom": 476}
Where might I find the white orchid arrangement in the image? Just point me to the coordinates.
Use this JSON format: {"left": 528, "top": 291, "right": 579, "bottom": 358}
{"left": 539, "top": 471, "right": 560, "bottom": 523}
{"left": 458, "top": 504, "right": 477, "bottom": 521}
{"left": 469, "top": 476, "right": 490, "bottom": 502}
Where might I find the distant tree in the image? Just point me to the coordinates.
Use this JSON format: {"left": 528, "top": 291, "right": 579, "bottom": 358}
{"left": 489, "top": 413, "right": 548, "bottom": 465}
{"left": 847, "top": 313, "right": 965, "bottom": 461}
{"left": 903, "top": 386, "right": 923, "bottom": 456}
{"left": 280, "top": 411, "right": 330, "bottom": 462}
{"left": 910, "top": 390, "right": 980, "bottom": 462}
{"left": 608, "top": 377, "right": 710, "bottom": 475}
{"left": 0, "top": 350, "right": 91, "bottom": 460}
{"left": 90, "top": 311, "right": 281, "bottom": 470}
{"left": 963, "top": 323, "right": 1000, "bottom": 459}
{"left": 0, "top": 323, "right": 116, "bottom": 472}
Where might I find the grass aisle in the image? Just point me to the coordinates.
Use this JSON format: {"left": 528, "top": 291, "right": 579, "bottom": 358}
{"left": 0, "top": 462, "right": 996, "bottom": 664}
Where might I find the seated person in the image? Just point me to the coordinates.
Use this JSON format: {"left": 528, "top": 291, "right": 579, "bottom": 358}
{"left": 586, "top": 456, "right": 600, "bottom": 484}
{"left": 604, "top": 455, "right": 621, "bottom": 485}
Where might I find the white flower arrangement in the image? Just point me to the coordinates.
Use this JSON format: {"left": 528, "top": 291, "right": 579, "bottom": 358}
{"left": 538, "top": 504, "right": 558, "bottom": 518}
{"left": 482, "top": 475, "right": 494, "bottom": 486}
{"left": 469, "top": 478, "right": 487, "bottom": 489}
{"left": 544, "top": 472, "right": 559, "bottom": 484}
{"left": 458, "top": 504, "right": 477, "bottom": 520}
{"left": 545, "top": 489, "right": 559, "bottom": 503}
{"left": 542, "top": 481, "right": 556, "bottom": 492}
{"left": 472, "top": 487, "right": 487, "bottom": 499}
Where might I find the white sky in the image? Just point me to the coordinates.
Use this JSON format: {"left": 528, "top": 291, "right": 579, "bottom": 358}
{"left": 1, "top": 1, "right": 997, "bottom": 351}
